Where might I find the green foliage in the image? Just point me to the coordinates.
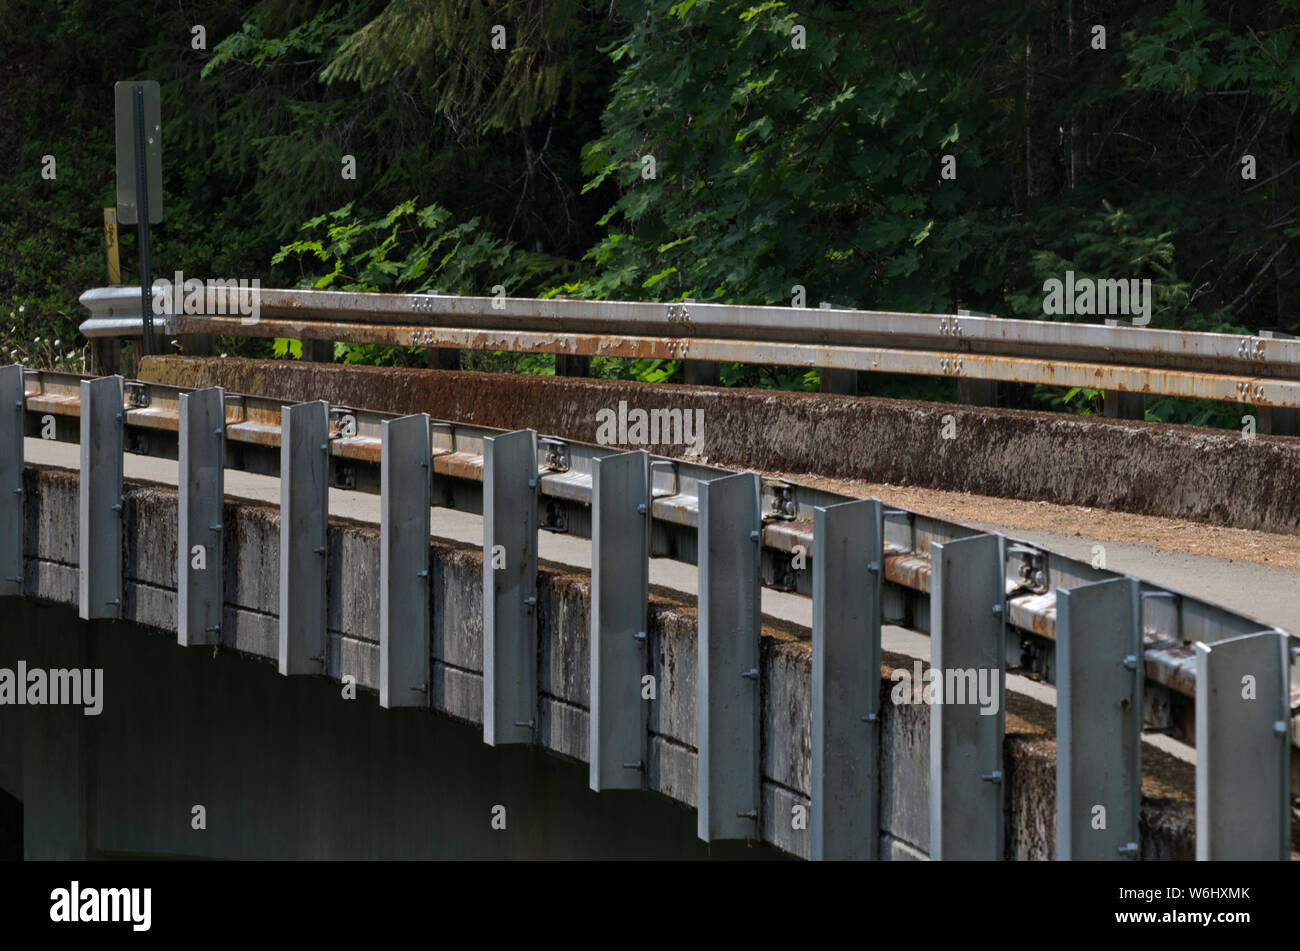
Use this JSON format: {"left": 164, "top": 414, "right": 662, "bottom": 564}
{"left": 273, "top": 198, "right": 574, "bottom": 366}
{"left": 320, "top": 0, "right": 608, "bottom": 133}
{"left": 1126, "top": 0, "right": 1300, "bottom": 114}
{"left": 3, "top": 0, "right": 1299, "bottom": 431}
{"left": 275, "top": 199, "right": 572, "bottom": 293}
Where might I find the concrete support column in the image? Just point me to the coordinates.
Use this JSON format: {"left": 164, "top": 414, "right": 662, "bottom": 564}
{"left": 958, "top": 379, "right": 998, "bottom": 406}
{"left": 179, "top": 333, "right": 215, "bottom": 358}
{"left": 427, "top": 348, "right": 460, "bottom": 371}
{"left": 1257, "top": 406, "right": 1300, "bottom": 437}
{"left": 555, "top": 355, "right": 591, "bottom": 377}
{"left": 1103, "top": 391, "right": 1145, "bottom": 421}
{"left": 683, "top": 361, "right": 720, "bottom": 386}
{"left": 304, "top": 339, "right": 334, "bottom": 364}
{"left": 819, "top": 369, "right": 857, "bottom": 395}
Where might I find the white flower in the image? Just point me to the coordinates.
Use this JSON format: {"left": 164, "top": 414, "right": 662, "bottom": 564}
{"left": 53, "top": 339, "right": 61, "bottom": 347}
{"left": 18, "top": 305, "right": 24, "bottom": 313}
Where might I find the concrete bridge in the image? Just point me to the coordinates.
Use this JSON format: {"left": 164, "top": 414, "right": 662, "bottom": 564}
{"left": 2, "top": 357, "right": 1297, "bottom": 860}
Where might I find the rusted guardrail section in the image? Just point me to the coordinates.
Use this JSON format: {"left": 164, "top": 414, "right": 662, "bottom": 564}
{"left": 78, "top": 284, "right": 1300, "bottom": 413}
{"left": 2, "top": 362, "right": 1296, "bottom": 860}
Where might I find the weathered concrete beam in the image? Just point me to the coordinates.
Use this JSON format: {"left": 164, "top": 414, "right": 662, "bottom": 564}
{"left": 140, "top": 356, "right": 1300, "bottom": 536}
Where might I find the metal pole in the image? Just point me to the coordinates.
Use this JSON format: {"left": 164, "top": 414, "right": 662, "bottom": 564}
{"left": 133, "top": 87, "right": 155, "bottom": 356}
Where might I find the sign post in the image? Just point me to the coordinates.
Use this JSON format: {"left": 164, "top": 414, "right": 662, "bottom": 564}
{"left": 114, "top": 81, "right": 163, "bottom": 356}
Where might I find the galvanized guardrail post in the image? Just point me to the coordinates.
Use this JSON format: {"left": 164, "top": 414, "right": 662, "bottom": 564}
{"left": 811, "top": 497, "right": 882, "bottom": 860}
{"left": 1055, "top": 576, "right": 1142, "bottom": 859}
{"left": 697, "top": 470, "right": 761, "bottom": 842}
{"left": 379, "top": 413, "right": 432, "bottom": 709}
{"left": 929, "top": 532, "right": 1006, "bottom": 860}
{"left": 482, "top": 429, "right": 539, "bottom": 746}
{"left": 1195, "top": 631, "right": 1292, "bottom": 860}
{"left": 78, "top": 375, "right": 125, "bottom": 620}
{"left": 177, "top": 386, "right": 225, "bottom": 646}
{"left": 0, "top": 365, "right": 23, "bottom": 597}
{"left": 278, "top": 400, "right": 329, "bottom": 676}
{"left": 589, "top": 449, "right": 650, "bottom": 791}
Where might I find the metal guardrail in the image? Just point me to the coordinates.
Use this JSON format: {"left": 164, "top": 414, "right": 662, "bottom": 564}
{"left": 2, "top": 362, "right": 1297, "bottom": 859}
{"left": 79, "top": 284, "right": 1300, "bottom": 409}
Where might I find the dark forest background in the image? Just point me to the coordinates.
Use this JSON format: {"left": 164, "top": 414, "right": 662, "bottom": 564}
{"left": 1, "top": 0, "right": 1297, "bottom": 423}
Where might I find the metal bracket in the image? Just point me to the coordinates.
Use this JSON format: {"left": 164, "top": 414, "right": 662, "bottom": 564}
{"left": 483, "top": 429, "right": 539, "bottom": 746}
{"left": 1141, "top": 588, "right": 1183, "bottom": 643}
{"left": 538, "top": 436, "right": 570, "bottom": 473}
{"left": 1196, "top": 631, "right": 1291, "bottom": 859}
{"left": 177, "top": 386, "right": 225, "bottom": 647}
{"left": 649, "top": 458, "right": 678, "bottom": 500}
{"left": 1007, "top": 543, "right": 1047, "bottom": 594}
{"left": 21, "top": 368, "right": 43, "bottom": 396}
{"left": 380, "top": 413, "right": 432, "bottom": 709}
{"left": 811, "top": 497, "right": 882, "bottom": 861}
{"left": 328, "top": 405, "right": 357, "bottom": 438}
{"left": 429, "top": 418, "right": 455, "bottom": 452}
{"left": 929, "top": 532, "right": 1006, "bottom": 860}
{"left": 279, "top": 400, "right": 329, "bottom": 676}
{"left": 589, "top": 449, "right": 650, "bottom": 792}
{"left": 124, "top": 380, "right": 151, "bottom": 408}
{"left": 79, "top": 376, "right": 125, "bottom": 620}
{"left": 763, "top": 479, "right": 796, "bottom": 520}
{"left": 1056, "top": 577, "right": 1142, "bottom": 860}
{"left": 697, "top": 470, "right": 761, "bottom": 843}
{"left": 0, "top": 365, "right": 23, "bottom": 597}
{"left": 223, "top": 392, "right": 246, "bottom": 424}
